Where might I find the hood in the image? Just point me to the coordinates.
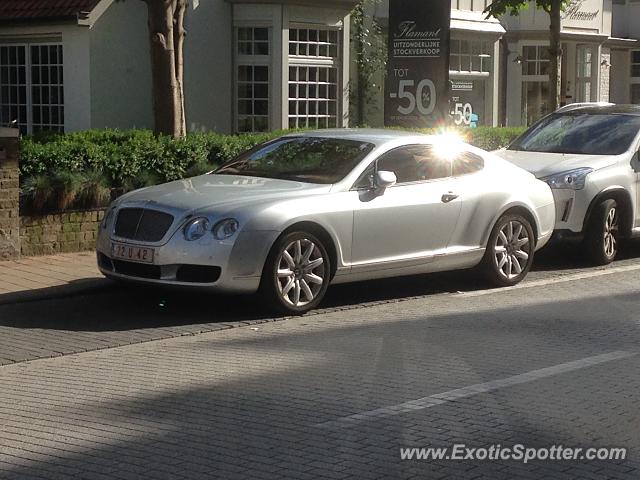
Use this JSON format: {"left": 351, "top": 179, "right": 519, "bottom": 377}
{"left": 495, "top": 149, "right": 617, "bottom": 179}
{"left": 116, "top": 174, "right": 331, "bottom": 213}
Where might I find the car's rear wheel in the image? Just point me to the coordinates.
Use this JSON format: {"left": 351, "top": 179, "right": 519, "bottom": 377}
{"left": 260, "top": 231, "right": 330, "bottom": 315}
{"left": 482, "top": 213, "right": 535, "bottom": 287}
{"left": 584, "top": 199, "right": 618, "bottom": 265}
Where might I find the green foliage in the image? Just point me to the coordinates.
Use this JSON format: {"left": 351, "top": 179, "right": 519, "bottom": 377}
{"left": 19, "top": 127, "right": 525, "bottom": 212}
{"left": 351, "top": 0, "right": 387, "bottom": 126}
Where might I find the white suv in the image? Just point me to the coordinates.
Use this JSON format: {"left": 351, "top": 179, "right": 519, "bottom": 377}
{"left": 496, "top": 104, "right": 640, "bottom": 265}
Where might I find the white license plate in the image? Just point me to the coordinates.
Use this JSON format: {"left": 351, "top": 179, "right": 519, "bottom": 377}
{"left": 111, "top": 243, "right": 155, "bottom": 264}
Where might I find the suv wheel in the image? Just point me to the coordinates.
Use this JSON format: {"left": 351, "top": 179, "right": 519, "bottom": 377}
{"left": 482, "top": 213, "right": 535, "bottom": 287}
{"left": 584, "top": 199, "right": 618, "bottom": 265}
{"left": 260, "top": 231, "right": 330, "bottom": 315}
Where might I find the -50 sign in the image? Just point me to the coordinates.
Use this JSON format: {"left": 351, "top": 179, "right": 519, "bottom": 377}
{"left": 391, "top": 78, "right": 436, "bottom": 116}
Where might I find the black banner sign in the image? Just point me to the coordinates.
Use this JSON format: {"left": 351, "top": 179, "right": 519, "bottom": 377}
{"left": 384, "top": 0, "right": 452, "bottom": 128}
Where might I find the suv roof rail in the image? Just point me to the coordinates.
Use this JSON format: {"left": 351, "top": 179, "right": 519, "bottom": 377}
{"left": 555, "top": 102, "right": 615, "bottom": 113}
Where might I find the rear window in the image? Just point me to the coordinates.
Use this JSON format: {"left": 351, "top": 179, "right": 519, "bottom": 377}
{"left": 453, "top": 152, "right": 484, "bottom": 176}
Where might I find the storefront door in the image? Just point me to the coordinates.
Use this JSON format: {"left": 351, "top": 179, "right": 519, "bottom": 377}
{"left": 576, "top": 45, "right": 595, "bottom": 103}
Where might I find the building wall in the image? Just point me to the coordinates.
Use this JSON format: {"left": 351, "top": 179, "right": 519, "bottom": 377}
{"left": 612, "top": 0, "right": 640, "bottom": 38}
{"left": 610, "top": 48, "right": 631, "bottom": 103}
{"left": 89, "top": 1, "right": 153, "bottom": 130}
{"left": 90, "top": 0, "right": 232, "bottom": 133}
{"left": 600, "top": 46, "right": 611, "bottom": 102}
{"left": 184, "top": 0, "right": 233, "bottom": 133}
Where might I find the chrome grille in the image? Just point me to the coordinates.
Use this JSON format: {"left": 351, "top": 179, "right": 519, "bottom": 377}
{"left": 114, "top": 208, "right": 174, "bottom": 242}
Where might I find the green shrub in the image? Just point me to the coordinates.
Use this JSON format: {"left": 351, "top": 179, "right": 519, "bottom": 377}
{"left": 19, "top": 127, "right": 525, "bottom": 213}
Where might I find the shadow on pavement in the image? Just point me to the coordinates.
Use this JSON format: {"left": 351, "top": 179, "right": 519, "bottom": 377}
{"left": 2, "top": 240, "right": 640, "bottom": 334}
{"left": 1, "top": 290, "right": 638, "bottom": 479}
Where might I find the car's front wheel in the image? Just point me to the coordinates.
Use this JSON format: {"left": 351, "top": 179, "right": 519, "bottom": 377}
{"left": 584, "top": 199, "right": 618, "bottom": 265}
{"left": 482, "top": 213, "right": 535, "bottom": 287}
{"left": 260, "top": 231, "right": 331, "bottom": 315}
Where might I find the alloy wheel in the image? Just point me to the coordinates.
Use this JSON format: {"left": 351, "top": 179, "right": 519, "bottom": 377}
{"left": 494, "top": 220, "right": 531, "bottom": 280}
{"left": 604, "top": 206, "right": 618, "bottom": 258}
{"left": 276, "top": 238, "right": 326, "bottom": 307}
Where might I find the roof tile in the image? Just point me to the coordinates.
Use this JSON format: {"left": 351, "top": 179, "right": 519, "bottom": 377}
{"left": 0, "top": 0, "right": 101, "bottom": 21}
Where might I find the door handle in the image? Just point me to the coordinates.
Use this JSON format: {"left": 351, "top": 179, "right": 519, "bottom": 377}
{"left": 441, "top": 192, "right": 459, "bottom": 203}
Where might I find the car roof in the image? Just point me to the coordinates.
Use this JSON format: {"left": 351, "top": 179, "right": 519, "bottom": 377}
{"left": 287, "top": 128, "right": 432, "bottom": 146}
{"left": 555, "top": 103, "right": 640, "bottom": 116}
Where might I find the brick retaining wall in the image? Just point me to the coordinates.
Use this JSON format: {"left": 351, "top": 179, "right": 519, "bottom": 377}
{"left": 0, "top": 128, "right": 20, "bottom": 260}
{"left": 20, "top": 209, "right": 105, "bottom": 256}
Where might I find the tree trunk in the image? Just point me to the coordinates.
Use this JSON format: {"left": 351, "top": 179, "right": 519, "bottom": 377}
{"left": 548, "top": 0, "right": 562, "bottom": 112}
{"left": 173, "top": 0, "right": 187, "bottom": 137}
{"left": 144, "top": 0, "right": 186, "bottom": 138}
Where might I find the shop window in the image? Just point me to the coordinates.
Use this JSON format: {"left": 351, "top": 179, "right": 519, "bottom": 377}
{"left": 449, "top": 40, "right": 492, "bottom": 73}
{"left": 288, "top": 28, "right": 340, "bottom": 129}
{"left": 631, "top": 51, "right": 640, "bottom": 78}
{"left": 235, "top": 27, "right": 270, "bottom": 133}
{"left": 0, "top": 43, "right": 64, "bottom": 134}
{"left": 522, "top": 45, "right": 550, "bottom": 76}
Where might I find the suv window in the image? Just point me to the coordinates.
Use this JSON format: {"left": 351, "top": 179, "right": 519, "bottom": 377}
{"left": 453, "top": 152, "right": 484, "bottom": 176}
{"left": 377, "top": 145, "right": 452, "bottom": 184}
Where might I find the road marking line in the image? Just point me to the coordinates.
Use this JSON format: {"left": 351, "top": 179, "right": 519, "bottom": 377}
{"left": 460, "top": 263, "right": 640, "bottom": 297}
{"left": 316, "top": 350, "right": 637, "bottom": 429}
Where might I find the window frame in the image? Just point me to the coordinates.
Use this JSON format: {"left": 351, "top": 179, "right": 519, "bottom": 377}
{"left": 353, "top": 145, "right": 456, "bottom": 189}
{"left": 0, "top": 41, "right": 64, "bottom": 134}
{"left": 287, "top": 25, "right": 342, "bottom": 130}
{"left": 449, "top": 38, "right": 492, "bottom": 75}
{"left": 234, "top": 26, "right": 271, "bottom": 133}
{"left": 521, "top": 44, "right": 550, "bottom": 78}
{"left": 631, "top": 50, "right": 640, "bottom": 78}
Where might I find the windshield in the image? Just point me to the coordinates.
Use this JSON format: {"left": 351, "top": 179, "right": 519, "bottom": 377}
{"left": 509, "top": 113, "right": 640, "bottom": 155}
{"left": 213, "top": 136, "right": 375, "bottom": 184}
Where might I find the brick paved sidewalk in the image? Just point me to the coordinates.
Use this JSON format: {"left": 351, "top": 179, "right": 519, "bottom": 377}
{"left": 0, "top": 252, "right": 108, "bottom": 304}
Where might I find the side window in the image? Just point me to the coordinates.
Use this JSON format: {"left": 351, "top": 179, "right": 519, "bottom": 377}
{"left": 453, "top": 152, "right": 484, "bottom": 176}
{"left": 377, "top": 145, "right": 452, "bottom": 184}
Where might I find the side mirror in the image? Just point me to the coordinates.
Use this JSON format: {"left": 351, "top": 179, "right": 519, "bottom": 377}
{"left": 376, "top": 170, "right": 397, "bottom": 189}
{"left": 631, "top": 152, "right": 640, "bottom": 173}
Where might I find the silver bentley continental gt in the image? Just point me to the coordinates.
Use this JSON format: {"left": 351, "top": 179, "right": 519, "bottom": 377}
{"left": 96, "top": 129, "right": 555, "bottom": 314}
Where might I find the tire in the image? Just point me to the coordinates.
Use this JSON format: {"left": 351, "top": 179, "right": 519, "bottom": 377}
{"left": 260, "top": 231, "right": 331, "bottom": 315}
{"left": 481, "top": 213, "right": 535, "bottom": 287}
{"left": 584, "top": 199, "right": 618, "bottom": 265}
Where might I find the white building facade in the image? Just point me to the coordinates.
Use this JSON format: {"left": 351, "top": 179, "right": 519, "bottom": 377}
{"left": 1, "top": 0, "right": 640, "bottom": 133}
{"left": 0, "top": 0, "right": 356, "bottom": 134}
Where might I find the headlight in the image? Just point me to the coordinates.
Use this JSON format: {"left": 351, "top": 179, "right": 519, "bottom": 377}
{"left": 183, "top": 217, "right": 210, "bottom": 241}
{"left": 101, "top": 207, "right": 115, "bottom": 230}
{"left": 543, "top": 168, "right": 593, "bottom": 190}
{"left": 213, "top": 218, "right": 239, "bottom": 240}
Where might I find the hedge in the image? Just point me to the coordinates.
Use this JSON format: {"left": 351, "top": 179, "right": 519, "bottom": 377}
{"left": 19, "top": 127, "right": 525, "bottom": 212}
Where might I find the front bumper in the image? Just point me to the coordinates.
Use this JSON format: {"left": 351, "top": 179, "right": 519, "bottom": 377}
{"left": 550, "top": 188, "right": 591, "bottom": 233}
{"left": 96, "top": 227, "right": 280, "bottom": 294}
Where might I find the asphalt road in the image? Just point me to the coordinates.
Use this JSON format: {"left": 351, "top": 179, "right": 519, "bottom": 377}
{"left": 0, "top": 243, "right": 640, "bottom": 479}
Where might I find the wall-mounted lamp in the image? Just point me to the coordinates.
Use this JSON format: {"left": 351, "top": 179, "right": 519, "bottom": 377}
{"left": 601, "top": 58, "right": 611, "bottom": 68}
{"left": 513, "top": 55, "right": 525, "bottom": 64}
